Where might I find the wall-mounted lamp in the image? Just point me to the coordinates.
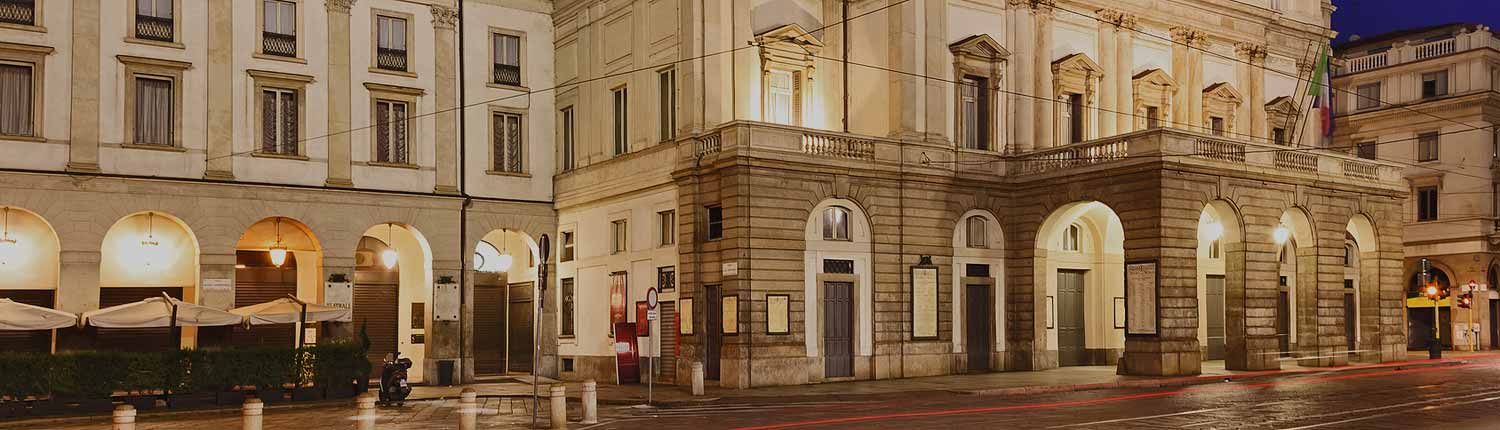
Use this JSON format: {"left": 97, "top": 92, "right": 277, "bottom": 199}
{"left": 1202, "top": 221, "right": 1224, "bottom": 242}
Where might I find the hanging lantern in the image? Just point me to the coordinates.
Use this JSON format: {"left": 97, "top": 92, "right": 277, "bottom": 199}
{"left": 1272, "top": 224, "right": 1291, "bottom": 245}
{"left": 140, "top": 212, "right": 161, "bottom": 268}
{"left": 381, "top": 223, "right": 399, "bottom": 269}
{"left": 1202, "top": 221, "right": 1223, "bottom": 242}
{"left": 269, "top": 218, "right": 288, "bottom": 267}
{"left": 0, "top": 207, "right": 17, "bottom": 266}
{"left": 494, "top": 254, "right": 514, "bottom": 273}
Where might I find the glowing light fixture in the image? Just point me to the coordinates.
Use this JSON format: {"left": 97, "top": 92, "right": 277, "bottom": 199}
{"left": 1202, "top": 221, "right": 1224, "bottom": 242}
{"left": 141, "top": 212, "right": 161, "bottom": 267}
{"left": 269, "top": 218, "right": 289, "bottom": 267}
{"left": 1272, "top": 224, "right": 1290, "bottom": 245}
{"left": 1425, "top": 285, "right": 1440, "bottom": 298}
{"left": 380, "top": 223, "right": 399, "bottom": 269}
{"left": 0, "top": 207, "right": 18, "bottom": 266}
{"left": 494, "top": 230, "right": 514, "bottom": 273}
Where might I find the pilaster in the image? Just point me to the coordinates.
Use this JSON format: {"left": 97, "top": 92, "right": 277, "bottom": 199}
{"left": 66, "top": 0, "right": 101, "bottom": 173}
{"left": 1033, "top": 1, "right": 1055, "bottom": 149}
{"left": 56, "top": 250, "right": 101, "bottom": 314}
{"left": 888, "top": 0, "right": 920, "bottom": 138}
{"left": 325, "top": 0, "right": 357, "bottom": 187}
{"left": 1115, "top": 15, "right": 1136, "bottom": 133}
{"left": 199, "top": 251, "right": 237, "bottom": 310}
{"left": 204, "top": 0, "right": 235, "bottom": 180}
{"left": 431, "top": 5, "right": 459, "bottom": 194}
{"left": 1007, "top": 1, "right": 1035, "bottom": 153}
{"left": 1237, "top": 43, "right": 1267, "bottom": 141}
{"left": 1095, "top": 9, "right": 1121, "bottom": 137}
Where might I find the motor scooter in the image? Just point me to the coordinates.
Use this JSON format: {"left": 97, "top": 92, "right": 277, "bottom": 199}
{"left": 378, "top": 352, "right": 413, "bottom": 406}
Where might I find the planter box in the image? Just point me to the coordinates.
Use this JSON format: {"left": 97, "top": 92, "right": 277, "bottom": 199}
{"left": 0, "top": 401, "right": 22, "bottom": 418}
{"left": 292, "top": 387, "right": 323, "bottom": 402}
{"left": 36, "top": 398, "right": 113, "bottom": 416}
{"left": 215, "top": 391, "right": 246, "bottom": 406}
{"left": 254, "top": 388, "right": 286, "bottom": 404}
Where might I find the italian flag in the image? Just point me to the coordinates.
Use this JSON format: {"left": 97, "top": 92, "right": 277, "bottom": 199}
{"left": 1307, "top": 46, "right": 1334, "bottom": 140}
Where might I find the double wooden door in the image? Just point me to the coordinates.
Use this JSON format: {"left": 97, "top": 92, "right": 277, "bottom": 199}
{"left": 824, "top": 281, "right": 854, "bottom": 378}
{"left": 1056, "top": 270, "right": 1087, "bottom": 366}
{"left": 1205, "top": 275, "right": 1226, "bottom": 360}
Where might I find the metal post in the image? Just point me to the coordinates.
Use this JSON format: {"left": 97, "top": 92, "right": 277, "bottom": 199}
{"left": 647, "top": 319, "right": 653, "bottom": 406}
{"left": 458, "top": 387, "right": 477, "bottom": 430}
{"left": 549, "top": 385, "right": 567, "bottom": 429}
{"left": 581, "top": 380, "right": 598, "bottom": 424}
{"left": 355, "top": 393, "right": 377, "bottom": 430}
{"left": 242, "top": 398, "right": 263, "bottom": 430}
{"left": 112, "top": 404, "right": 136, "bottom": 430}
{"left": 691, "top": 362, "right": 704, "bottom": 396}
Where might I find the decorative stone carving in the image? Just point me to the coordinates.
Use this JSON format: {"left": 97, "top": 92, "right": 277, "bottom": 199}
{"left": 1171, "top": 27, "right": 1211, "bottom": 48}
{"left": 325, "top": 0, "right": 356, "bottom": 14}
{"left": 950, "top": 34, "right": 1010, "bottom": 151}
{"left": 1201, "top": 82, "right": 1243, "bottom": 134}
{"left": 1235, "top": 43, "right": 1268, "bottom": 65}
{"left": 1097, "top": 9, "right": 1135, "bottom": 29}
{"left": 430, "top": 5, "right": 459, "bottom": 30}
{"left": 1132, "top": 69, "right": 1178, "bottom": 130}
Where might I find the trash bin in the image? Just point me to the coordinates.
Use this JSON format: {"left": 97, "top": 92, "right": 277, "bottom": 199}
{"left": 1428, "top": 338, "right": 1442, "bottom": 359}
{"left": 437, "top": 360, "right": 455, "bottom": 386}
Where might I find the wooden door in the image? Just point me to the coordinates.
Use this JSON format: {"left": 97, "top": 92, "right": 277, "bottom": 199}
{"left": 1056, "top": 270, "right": 1086, "bottom": 366}
{"left": 1491, "top": 301, "right": 1499, "bottom": 349}
{"left": 965, "top": 283, "right": 990, "bottom": 372}
{"left": 823, "top": 281, "right": 854, "bottom": 378}
{"left": 1343, "top": 280, "right": 1357, "bottom": 352}
{"left": 507, "top": 282, "right": 534, "bottom": 373}
{"left": 705, "top": 285, "right": 722, "bottom": 380}
{"left": 473, "top": 280, "right": 505, "bottom": 375}
{"left": 1206, "top": 275, "right": 1226, "bottom": 360}
{"left": 1277, "top": 289, "right": 1291, "bottom": 354}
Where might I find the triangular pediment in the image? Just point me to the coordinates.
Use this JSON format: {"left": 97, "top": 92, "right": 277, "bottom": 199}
{"left": 1131, "top": 68, "right": 1178, "bottom": 89}
{"left": 754, "top": 23, "right": 825, "bottom": 51}
{"left": 1265, "top": 96, "right": 1299, "bottom": 115}
{"left": 1051, "top": 53, "right": 1102, "bottom": 75}
{"left": 950, "top": 34, "right": 1011, "bottom": 60}
{"left": 1203, "top": 82, "right": 1243, "bottom": 103}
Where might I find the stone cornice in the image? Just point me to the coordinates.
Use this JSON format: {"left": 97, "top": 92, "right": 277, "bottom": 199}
{"left": 325, "top": 0, "right": 356, "bottom": 14}
{"left": 429, "top": 5, "right": 458, "bottom": 30}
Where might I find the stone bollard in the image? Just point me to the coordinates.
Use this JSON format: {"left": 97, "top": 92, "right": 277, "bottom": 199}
{"left": 242, "top": 398, "right": 264, "bottom": 430}
{"left": 691, "top": 362, "right": 705, "bottom": 396}
{"left": 581, "top": 380, "right": 598, "bottom": 424}
{"left": 355, "top": 392, "right": 378, "bottom": 430}
{"left": 458, "top": 387, "right": 478, "bottom": 430}
{"left": 549, "top": 385, "right": 567, "bottom": 429}
{"left": 112, "top": 404, "right": 136, "bottom": 430}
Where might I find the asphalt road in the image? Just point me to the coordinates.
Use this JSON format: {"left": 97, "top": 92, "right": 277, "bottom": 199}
{"left": 594, "top": 360, "right": 1500, "bottom": 430}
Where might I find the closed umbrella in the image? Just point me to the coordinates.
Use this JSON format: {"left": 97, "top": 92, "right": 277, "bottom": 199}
{"left": 81, "top": 294, "right": 244, "bottom": 329}
{"left": 230, "top": 295, "right": 350, "bottom": 346}
{"left": 0, "top": 298, "right": 77, "bottom": 331}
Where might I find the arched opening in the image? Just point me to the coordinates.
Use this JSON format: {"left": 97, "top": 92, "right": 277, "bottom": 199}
{"left": 1035, "top": 201, "right": 1125, "bottom": 367}
{"left": 1407, "top": 262, "right": 1452, "bottom": 350}
{"left": 471, "top": 229, "right": 539, "bottom": 376}
{"left": 952, "top": 210, "right": 1004, "bottom": 373}
{"left": 0, "top": 206, "right": 62, "bottom": 353}
{"left": 803, "top": 199, "right": 873, "bottom": 380}
{"left": 1345, "top": 215, "right": 1378, "bottom": 360}
{"left": 353, "top": 223, "right": 433, "bottom": 382}
{"left": 95, "top": 211, "right": 201, "bottom": 351}
{"left": 1196, "top": 201, "right": 1242, "bottom": 362}
{"left": 1274, "top": 208, "right": 1315, "bottom": 358}
{"left": 220, "top": 217, "right": 323, "bottom": 349}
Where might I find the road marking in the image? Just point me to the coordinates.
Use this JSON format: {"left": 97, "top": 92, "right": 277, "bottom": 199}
{"left": 1043, "top": 408, "right": 1224, "bottom": 428}
{"left": 1278, "top": 394, "right": 1500, "bottom": 430}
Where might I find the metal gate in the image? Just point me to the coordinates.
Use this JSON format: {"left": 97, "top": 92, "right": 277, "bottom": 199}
{"left": 824, "top": 281, "right": 854, "bottom": 377}
{"left": 705, "top": 285, "right": 722, "bottom": 380}
{"left": 507, "top": 282, "right": 534, "bottom": 373}
{"left": 473, "top": 279, "right": 506, "bottom": 375}
{"left": 659, "top": 302, "right": 677, "bottom": 383}
{"left": 1057, "top": 270, "right": 1086, "bottom": 366}
{"left": 1343, "top": 280, "right": 1356, "bottom": 352}
{"left": 966, "top": 283, "right": 990, "bottom": 372}
{"left": 1206, "top": 275, "right": 1226, "bottom": 360}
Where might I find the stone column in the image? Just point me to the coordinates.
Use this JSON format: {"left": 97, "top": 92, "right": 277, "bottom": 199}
{"left": 323, "top": 255, "right": 357, "bottom": 342}
{"left": 1170, "top": 28, "right": 1192, "bottom": 132}
{"left": 1115, "top": 16, "right": 1136, "bottom": 133}
{"left": 431, "top": 6, "right": 459, "bottom": 195}
{"left": 204, "top": 0, "right": 235, "bottom": 180}
{"left": 1095, "top": 10, "right": 1119, "bottom": 137}
{"left": 199, "top": 251, "right": 237, "bottom": 310}
{"left": 1237, "top": 43, "right": 1267, "bottom": 141}
{"left": 1033, "top": 1, "right": 1055, "bottom": 149}
{"left": 1008, "top": 0, "right": 1035, "bottom": 152}
{"left": 888, "top": 0, "right": 920, "bottom": 137}
{"left": 56, "top": 250, "right": 101, "bottom": 314}
{"left": 1187, "top": 34, "right": 1207, "bottom": 134}
{"left": 325, "top": 0, "right": 357, "bottom": 187}
{"left": 66, "top": 0, "right": 101, "bottom": 173}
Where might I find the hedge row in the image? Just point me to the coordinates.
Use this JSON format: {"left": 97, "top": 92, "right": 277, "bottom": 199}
{"left": 0, "top": 342, "right": 367, "bottom": 400}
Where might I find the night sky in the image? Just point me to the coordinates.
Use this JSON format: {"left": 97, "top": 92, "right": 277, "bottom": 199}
{"left": 1332, "top": 0, "right": 1500, "bottom": 44}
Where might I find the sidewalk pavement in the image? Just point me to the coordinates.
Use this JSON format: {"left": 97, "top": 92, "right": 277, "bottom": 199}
{"left": 411, "top": 351, "right": 1500, "bottom": 406}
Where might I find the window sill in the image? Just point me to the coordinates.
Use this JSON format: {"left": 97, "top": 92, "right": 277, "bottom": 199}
{"left": 486, "top": 82, "right": 529, "bottom": 92}
{"left": 250, "top": 151, "right": 310, "bottom": 161}
{"left": 120, "top": 143, "right": 186, "bottom": 152}
{"left": 368, "top": 67, "right": 418, "bottom": 79}
{"left": 485, "top": 170, "right": 530, "bottom": 178}
{"left": 0, "top": 134, "right": 46, "bottom": 143}
{"left": 367, "top": 161, "right": 419, "bottom": 170}
{"left": 252, "top": 52, "right": 307, "bottom": 64}
{"left": 0, "top": 22, "right": 46, "bottom": 33}
{"left": 124, "top": 37, "right": 185, "bottom": 50}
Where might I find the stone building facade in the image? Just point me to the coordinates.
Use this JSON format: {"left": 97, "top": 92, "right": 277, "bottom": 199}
{"left": 0, "top": 0, "right": 559, "bottom": 384}
{"left": 1333, "top": 23, "right": 1500, "bottom": 352}
{"left": 550, "top": 0, "right": 1409, "bottom": 388}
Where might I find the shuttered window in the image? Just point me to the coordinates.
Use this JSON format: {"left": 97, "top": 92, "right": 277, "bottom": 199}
{"left": 613, "top": 88, "right": 629, "bottom": 156}
{"left": 560, "top": 278, "right": 575, "bottom": 337}
{"left": 375, "top": 99, "right": 409, "bottom": 164}
{"left": 492, "top": 112, "right": 523, "bottom": 173}
{"left": 766, "top": 70, "right": 796, "bottom": 125}
{"left": 261, "top": 88, "right": 298, "bottom": 155}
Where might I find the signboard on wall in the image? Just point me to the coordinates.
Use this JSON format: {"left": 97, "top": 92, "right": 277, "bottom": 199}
{"left": 324, "top": 280, "right": 353, "bottom": 312}
{"left": 432, "top": 279, "right": 460, "bottom": 321}
{"left": 912, "top": 266, "right": 939, "bottom": 339}
{"left": 610, "top": 272, "right": 628, "bottom": 334}
{"left": 613, "top": 322, "right": 640, "bottom": 384}
{"left": 1125, "top": 261, "right": 1159, "bottom": 336}
{"left": 678, "top": 299, "right": 694, "bottom": 335}
{"left": 202, "top": 278, "right": 233, "bottom": 309}
{"left": 767, "top": 295, "right": 790, "bottom": 335}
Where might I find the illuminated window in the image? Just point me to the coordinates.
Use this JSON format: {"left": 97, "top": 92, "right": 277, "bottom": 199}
{"left": 765, "top": 69, "right": 799, "bottom": 125}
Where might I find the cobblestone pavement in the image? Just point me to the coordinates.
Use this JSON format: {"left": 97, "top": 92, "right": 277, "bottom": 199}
{"left": 593, "top": 358, "right": 1500, "bottom": 429}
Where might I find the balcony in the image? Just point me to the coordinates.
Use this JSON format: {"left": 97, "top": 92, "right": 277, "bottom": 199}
{"left": 1343, "top": 52, "right": 1387, "bottom": 74}
{"left": 262, "top": 31, "right": 296, "bottom": 57}
{"left": 493, "top": 63, "right": 521, "bottom": 86}
{"left": 0, "top": 0, "right": 34, "bottom": 26}
{"left": 1414, "top": 38, "right": 1456, "bottom": 60}
{"left": 135, "top": 15, "right": 174, "bottom": 42}
{"left": 376, "top": 47, "right": 408, "bottom": 72}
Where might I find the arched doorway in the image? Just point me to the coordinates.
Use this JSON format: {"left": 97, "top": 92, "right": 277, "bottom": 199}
{"left": 952, "top": 210, "right": 1004, "bottom": 373}
{"left": 228, "top": 217, "right": 322, "bottom": 348}
{"left": 1407, "top": 263, "right": 1452, "bottom": 349}
{"left": 1345, "top": 215, "right": 1378, "bottom": 360}
{"left": 1035, "top": 201, "right": 1125, "bottom": 367}
{"left": 1274, "top": 208, "right": 1315, "bottom": 358}
{"left": 353, "top": 223, "right": 433, "bottom": 382}
{"left": 0, "top": 206, "right": 61, "bottom": 353}
{"left": 472, "top": 229, "right": 539, "bottom": 376}
{"left": 1196, "top": 201, "right": 1242, "bottom": 362}
{"left": 96, "top": 211, "right": 200, "bottom": 351}
{"left": 803, "top": 198, "right": 873, "bottom": 380}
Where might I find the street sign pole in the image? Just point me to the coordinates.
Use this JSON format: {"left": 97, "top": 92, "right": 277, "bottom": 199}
{"left": 646, "top": 287, "right": 659, "bottom": 406}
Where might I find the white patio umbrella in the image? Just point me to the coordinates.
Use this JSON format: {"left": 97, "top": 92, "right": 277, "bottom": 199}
{"left": 0, "top": 298, "right": 78, "bottom": 331}
{"left": 230, "top": 295, "right": 351, "bottom": 346}
{"left": 80, "top": 293, "right": 243, "bottom": 329}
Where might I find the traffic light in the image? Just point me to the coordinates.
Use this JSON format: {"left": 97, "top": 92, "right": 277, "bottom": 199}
{"left": 1458, "top": 292, "right": 1474, "bottom": 309}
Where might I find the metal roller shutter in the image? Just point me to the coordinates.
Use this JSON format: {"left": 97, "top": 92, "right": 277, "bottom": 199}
{"left": 507, "top": 282, "right": 534, "bottom": 373}
{"left": 659, "top": 302, "right": 677, "bottom": 383}
{"left": 231, "top": 251, "right": 298, "bottom": 348}
{"left": 354, "top": 269, "right": 399, "bottom": 372}
{"left": 96, "top": 287, "right": 184, "bottom": 352}
{"left": 473, "top": 277, "right": 506, "bottom": 375}
{"left": 0, "top": 290, "right": 55, "bottom": 353}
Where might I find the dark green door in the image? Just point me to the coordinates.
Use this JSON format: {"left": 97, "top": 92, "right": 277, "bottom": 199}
{"left": 1057, "top": 270, "right": 1087, "bottom": 366}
